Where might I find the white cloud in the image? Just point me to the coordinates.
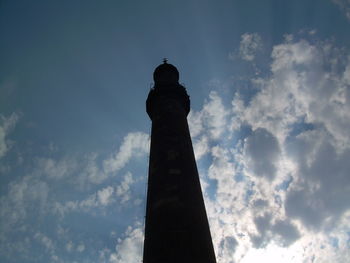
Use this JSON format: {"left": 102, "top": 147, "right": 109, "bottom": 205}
{"left": 203, "top": 92, "right": 229, "bottom": 139}
{"left": 103, "top": 132, "right": 149, "bottom": 174}
{"left": 188, "top": 110, "right": 204, "bottom": 138}
{"left": 238, "top": 38, "right": 350, "bottom": 214}
{"left": 193, "top": 135, "right": 209, "bottom": 160}
{"left": 236, "top": 33, "right": 263, "bottom": 61}
{"left": 0, "top": 128, "right": 150, "bottom": 261}
{"left": 188, "top": 91, "right": 229, "bottom": 141}
{"left": 234, "top": 38, "right": 350, "bottom": 148}
{"left": 53, "top": 185, "right": 116, "bottom": 216}
{"left": 116, "top": 172, "right": 134, "bottom": 203}
{"left": 34, "top": 232, "right": 59, "bottom": 261}
{"left": 203, "top": 145, "right": 250, "bottom": 263}
{"left": 271, "top": 39, "right": 318, "bottom": 71}
{"left": 0, "top": 176, "right": 49, "bottom": 232}
{"left": 31, "top": 152, "right": 106, "bottom": 188}
{"left": 109, "top": 224, "right": 143, "bottom": 263}
{"left": 34, "top": 232, "right": 54, "bottom": 251}
{"left": 222, "top": 36, "right": 350, "bottom": 261}
{"left": 97, "top": 186, "right": 115, "bottom": 206}
{"left": 76, "top": 243, "right": 85, "bottom": 252}
{"left": 53, "top": 170, "right": 139, "bottom": 216}
{"left": 77, "top": 132, "right": 148, "bottom": 186}
{"left": 35, "top": 157, "right": 76, "bottom": 179}
{"left": 0, "top": 113, "right": 18, "bottom": 159}
{"left": 192, "top": 35, "right": 350, "bottom": 263}
{"left": 32, "top": 131, "right": 149, "bottom": 188}
{"left": 80, "top": 152, "right": 105, "bottom": 185}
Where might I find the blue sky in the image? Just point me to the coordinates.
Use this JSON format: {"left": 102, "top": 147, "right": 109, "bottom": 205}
{"left": 1, "top": 0, "right": 350, "bottom": 262}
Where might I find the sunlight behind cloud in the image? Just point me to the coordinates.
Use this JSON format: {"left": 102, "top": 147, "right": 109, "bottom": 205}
{"left": 240, "top": 243, "right": 303, "bottom": 263}
{"left": 1, "top": 1, "right": 349, "bottom": 262}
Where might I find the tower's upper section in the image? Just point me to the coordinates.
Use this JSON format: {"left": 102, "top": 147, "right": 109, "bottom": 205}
{"left": 147, "top": 60, "right": 190, "bottom": 120}
{"left": 153, "top": 59, "right": 179, "bottom": 86}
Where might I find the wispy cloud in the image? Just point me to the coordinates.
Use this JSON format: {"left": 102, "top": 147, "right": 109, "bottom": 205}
{"left": 0, "top": 113, "right": 19, "bottom": 159}
{"left": 103, "top": 132, "right": 149, "bottom": 174}
{"left": 332, "top": 0, "right": 350, "bottom": 20}
{"left": 229, "top": 33, "right": 263, "bottom": 62}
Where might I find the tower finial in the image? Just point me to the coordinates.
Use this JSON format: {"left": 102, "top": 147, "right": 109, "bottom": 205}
{"left": 163, "top": 58, "right": 168, "bottom": 64}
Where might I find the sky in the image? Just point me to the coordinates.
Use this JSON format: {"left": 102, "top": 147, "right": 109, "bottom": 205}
{"left": 1, "top": 0, "right": 350, "bottom": 262}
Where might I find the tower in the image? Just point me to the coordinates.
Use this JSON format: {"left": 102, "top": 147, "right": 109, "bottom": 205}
{"left": 143, "top": 61, "right": 217, "bottom": 263}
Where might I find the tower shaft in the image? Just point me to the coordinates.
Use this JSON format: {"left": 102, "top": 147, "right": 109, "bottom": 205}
{"left": 143, "top": 65, "right": 216, "bottom": 263}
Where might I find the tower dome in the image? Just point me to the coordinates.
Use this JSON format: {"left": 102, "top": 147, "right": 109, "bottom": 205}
{"left": 153, "top": 59, "right": 179, "bottom": 85}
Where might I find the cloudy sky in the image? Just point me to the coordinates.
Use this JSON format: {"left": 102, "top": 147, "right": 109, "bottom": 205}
{"left": 1, "top": 0, "right": 350, "bottom": 262}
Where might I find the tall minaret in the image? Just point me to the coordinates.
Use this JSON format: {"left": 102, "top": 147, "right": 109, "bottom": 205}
{"left": 143, "top": 60, "right": 216, "bottom": 263}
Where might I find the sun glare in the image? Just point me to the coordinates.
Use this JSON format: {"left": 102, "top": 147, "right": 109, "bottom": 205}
{"left": 240, "top": 243, "right": 303, "bottom": 263}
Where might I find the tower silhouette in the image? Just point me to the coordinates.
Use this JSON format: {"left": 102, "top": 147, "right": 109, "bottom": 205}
{"left": 143, "top": 61, "right": 217, "bottom": 263}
